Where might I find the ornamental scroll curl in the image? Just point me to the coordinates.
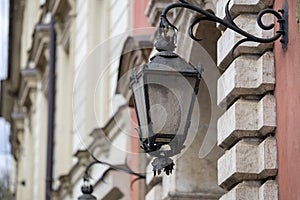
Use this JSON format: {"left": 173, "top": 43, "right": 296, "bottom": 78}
{"left": 160, "top": 0, "right": 288, "bottom": 53}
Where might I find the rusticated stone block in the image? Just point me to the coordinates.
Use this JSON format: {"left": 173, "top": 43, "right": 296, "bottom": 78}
{"left": 216, "top": 0, "right": 274, "bottom": 27}
{"left": 217, "top": 95, "right": 276, "bottom": 149}
{"left": 217, "top": 14, "right": 274, "bottom": 70}
{"left": 258, "top": 137, "right": 277, "bottom": 176}
{"left": 219, "top": 181, "right": 260, "bottom": 200}
{"left": 259, "top": 180, "right": 278, "bottom": 200}
{"left": 218, "top": 137, "right": 277, "bottom": 190}
{"left": 218, "top": 52, "right": 275, "bottom": 107}
{"left": 219, "top": 180, "right": 278, "bottom": 200}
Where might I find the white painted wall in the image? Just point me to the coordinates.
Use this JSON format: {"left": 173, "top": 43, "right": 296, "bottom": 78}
{"left": 73, "top": 0, "right": 133, "bottom": 152}
{"left": 73, "top": 0, "right": 89, "bottom": 153}
{"left": 33, "top": 83, "right": 47, "bottom": 200}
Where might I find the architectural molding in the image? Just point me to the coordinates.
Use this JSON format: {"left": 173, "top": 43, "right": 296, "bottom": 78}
{"left": 101, "top": 187, "right": 124, "bottom": 200}
{"left": 57, "top": 175, "right": 72, "bottom": 198}
{"left": 0, "top": 0, "right": 25, "bottom": 122}
{"left": 164, "top": 191, "right": 224, "bottom": 200}
{"left": 74, "top": 150, "right": 91, "bottom": 166}
{"left": 19, "top": 68, "right": 40, "bottom": 108}
{"left": 50, "top": 0, "right": 72, "bottom": 52}
{"left": 146, "top": 0, "right": 174, "bottom": 27}
{"left": 89, "top": 105, "right": 133, "bottom": 156}
{"left": 29, "top": 27, "right": 49, "bottom": 71}
{"left": 54, "top": 150, "right": 91, "bottom": 199}
{"left": 11, "top": 111, "right": 25, "bottom": 131}
{"left": 146, "top": 176, "right": 162, "bottom": 194}
{"left": 10, "top": 111, "right": 25, "bottom": 160}
{"left": 116, "top": 36, "right": 153, "bottom": 106}
{"left": 89, "top": 128, "right": 111, "bottom": 157}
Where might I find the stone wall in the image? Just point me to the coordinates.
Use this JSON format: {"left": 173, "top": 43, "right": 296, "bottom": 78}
{"left": 216, "top": 0, "right": 278, "bottom": 199}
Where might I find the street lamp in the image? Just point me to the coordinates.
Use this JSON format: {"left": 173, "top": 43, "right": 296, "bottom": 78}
{"left": 78, "top": 183, "right": 96, "bottom": 200}
{"left": 78, "top": 157, "right": 145, "bottom": 200}
{"left": 130, "top": 0, "right": 287, "bottom": 176}
{"left": 130, "top": 23, "right": 202, "bottom": 176}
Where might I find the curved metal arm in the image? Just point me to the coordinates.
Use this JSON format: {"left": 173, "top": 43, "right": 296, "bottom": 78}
{"left": 160, "top": 0, "right": 288, "bottom": 51}
{"left": 83, "top": 155, "right": 146, "bottom": 184}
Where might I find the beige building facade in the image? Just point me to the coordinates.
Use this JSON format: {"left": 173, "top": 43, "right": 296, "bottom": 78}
{"left": 2, "top": 0, "right": 144, "bottom": 199}
{"left": 2, "top": 0, "right": 300, "bottom": 199}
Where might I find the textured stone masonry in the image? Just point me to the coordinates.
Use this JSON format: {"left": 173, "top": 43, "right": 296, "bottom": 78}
{"left": 217, "top": 14, "right": 274, "bottom": 69}
{"left": 216, "top": 0, "right": 278, "bottom": 199}
{"left": 218, "top": 51, "right": 275, "bottom": 107}
{"left": 217, "top": 95, "right": 276, "bottom": 149}
{"left": 218, "top": 137, "right": 277, "bottom": 189}
{"left": 216, "top": 0, "right": 274, "bottom": 25}
{"left": 219, "top": 180, "right": 278, "bottom": 200}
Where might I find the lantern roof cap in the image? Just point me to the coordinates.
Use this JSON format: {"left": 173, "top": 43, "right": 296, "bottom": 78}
{"left": 147, "top": 51, "right": 200, "bottom": 74}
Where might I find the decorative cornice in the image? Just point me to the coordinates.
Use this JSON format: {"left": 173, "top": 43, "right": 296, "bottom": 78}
{"left": 0, "top": 0, "right": 25, "bottom": 122}
{"left": 53, "top": 174, "right": 73, "bottom": 200}
{"left": 51, "top": 0, "right": 72, "bottom": 53}
{"left": 116, "top": 36, "right": 153, "bottom": 106}
{"left": 166, "top": 191, "right": 224, "bottom": 199}
{"left": 54, "top": 149, "right": 91, "bottom": 199}
{"left": 19, "top": 68, "right": 40, "bottom": 108}
{"left": 11, "top": 111, "right": 25, "bottom": 131}
{"left": 58, "top": 175, "right": 72, "bottom": 196}
{"left": 146, "top": 176, "right": 162, "bottom": 194}
{"left": 29, "top": 27, "right": 49, "bottom": 70}
{"left": 74, "top": 149, "right": 91, "bottom": 166}
{"left": 145, "top": 0, "right": 174, "bottom": 26}
{"left": 10, "top": 111, "right": 25, "bottom": 161}
{"left": 88, "top": 128, "right": 110, "bottom": 158}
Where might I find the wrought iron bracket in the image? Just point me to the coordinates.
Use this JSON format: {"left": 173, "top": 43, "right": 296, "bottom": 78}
{"left": 83, "top": 157, "right": 146, "bottom": 182}
{"left": 80, "top": 155, "right": 146, "bottom": 197}
{"left": 160, "top": 0, "right": 288, "bottom": 52}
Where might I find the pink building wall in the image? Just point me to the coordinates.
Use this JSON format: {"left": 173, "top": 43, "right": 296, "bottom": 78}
{"left": 274, "top": 0, "right": 300, "bottom": 199}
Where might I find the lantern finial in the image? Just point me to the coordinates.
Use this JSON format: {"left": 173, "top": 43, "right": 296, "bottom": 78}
{"left": 154, "top": 20, "right": 177, "bottom": 52}
{"left": 152, "top": 157, "right": 175, "bottom": 176}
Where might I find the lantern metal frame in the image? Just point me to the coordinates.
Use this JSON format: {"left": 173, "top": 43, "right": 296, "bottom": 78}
{"left": 130, "top": 20, "right": 202, "bottom": 175}
{"left": 130, "top": 62, "right": 202, "bottom": 158}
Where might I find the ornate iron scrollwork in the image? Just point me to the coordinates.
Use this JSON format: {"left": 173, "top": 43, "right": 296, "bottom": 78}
{"left": 160, "top": 0, "right": 288, "bottom": 52}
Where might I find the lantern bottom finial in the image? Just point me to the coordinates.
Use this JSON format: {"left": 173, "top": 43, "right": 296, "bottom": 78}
{"left": 152, "top": 157, "right": 175, "bottom": 176}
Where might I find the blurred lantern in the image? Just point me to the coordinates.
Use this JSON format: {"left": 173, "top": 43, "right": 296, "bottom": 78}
{"left": 78, "top": 180, "right": 97, "bottom": 200}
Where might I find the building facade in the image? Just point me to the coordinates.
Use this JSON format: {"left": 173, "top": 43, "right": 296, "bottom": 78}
{"left": 1, "top": 0, "right": 300, "bottom": 200}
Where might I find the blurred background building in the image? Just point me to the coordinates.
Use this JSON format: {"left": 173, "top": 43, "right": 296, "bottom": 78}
{"left": 0, "top": 0, "right": 300, "bottom": 200}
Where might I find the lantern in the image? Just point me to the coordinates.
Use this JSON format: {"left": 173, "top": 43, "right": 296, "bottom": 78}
{"left": 78, "top": 182, "right": 97, "bottom": 200}
{"left": 130, "top": 25, "right": 202, "bottom": 175}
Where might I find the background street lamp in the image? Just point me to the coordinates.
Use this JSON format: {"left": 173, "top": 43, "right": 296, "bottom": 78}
{"left": 78, "top": 157, "right": 145, "bottom": 200}
{"left": 130, "top": 0, "right": 288, "bottom": 176}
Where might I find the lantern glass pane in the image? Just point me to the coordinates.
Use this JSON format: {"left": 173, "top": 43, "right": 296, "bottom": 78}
{"left": 131, "top": 76, "right": 149, "bottom": 139}
{"left": 146, "top": 72, "right": 197, "bottom": 143}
